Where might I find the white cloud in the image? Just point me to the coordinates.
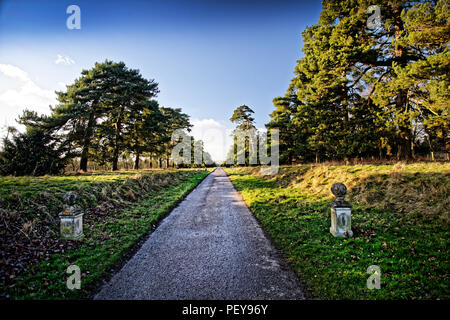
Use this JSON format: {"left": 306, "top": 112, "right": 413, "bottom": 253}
{"left": 0, "top": 64, "right": 57, "bottom": 136}
{"left": 0, "top": 64, "right": 30, "bottom": 82}
{"left": 55, "top": 54, "right": 75, "bottom": 65}
{"left": 190, "top": 119, "right": 234, "bottom": 162}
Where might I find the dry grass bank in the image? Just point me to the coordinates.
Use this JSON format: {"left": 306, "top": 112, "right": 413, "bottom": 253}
{"left": 232, "top": 162, "right": 450, "bottom": 222}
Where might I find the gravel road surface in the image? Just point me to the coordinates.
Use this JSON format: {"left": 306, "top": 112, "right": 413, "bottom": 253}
{"left": 95, "top": 168, "right": 308, "bottom": 300}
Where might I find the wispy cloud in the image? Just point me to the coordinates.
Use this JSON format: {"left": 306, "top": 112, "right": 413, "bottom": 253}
{"left": 55, "top": 54, "right": 75, "bottom": 65}
{"left": 0, "top": 64, "right": 57, "bottom": 136}
{"left": 0, "top": 64, "right": 56, "bottom": 110}
{"left": 0, "top": 64, "right": 31, "bottom": 82}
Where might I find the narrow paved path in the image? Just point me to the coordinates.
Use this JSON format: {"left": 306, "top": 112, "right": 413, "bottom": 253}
{"left": 95, "top": 168, "right": 307, "bottom": 300}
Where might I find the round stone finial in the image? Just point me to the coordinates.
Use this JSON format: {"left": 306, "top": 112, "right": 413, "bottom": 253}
{"left": 63, "top": 191, "right": 77, "bottom": 206}
{"left": 331, "top": 182, "right": 347, "bottom": 200}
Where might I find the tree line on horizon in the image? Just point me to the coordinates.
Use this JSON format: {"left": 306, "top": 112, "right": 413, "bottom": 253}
{"left": 267, "top": 0, "right": 448, "bottom": 164}
{"left": 0, "top": 60, "right": 214, "bottom": 176}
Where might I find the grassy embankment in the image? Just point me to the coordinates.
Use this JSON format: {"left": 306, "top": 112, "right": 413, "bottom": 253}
{"left": 225, "top": 163, "right": 449, "bottom": 299}
{"left": 0, "top": 168, "right": 211, "bottom": 299}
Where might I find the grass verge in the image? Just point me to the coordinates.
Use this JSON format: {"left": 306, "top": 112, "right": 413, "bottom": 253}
{"left": 225, "top": 163, "right": 449, "bottom": 299}
{"left": 1, "top": 169, "right": 211, "bottom": 299}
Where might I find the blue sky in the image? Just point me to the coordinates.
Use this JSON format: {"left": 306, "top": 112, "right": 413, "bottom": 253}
{"left": 0, "top": 0, "right": 322, "bottom": 161}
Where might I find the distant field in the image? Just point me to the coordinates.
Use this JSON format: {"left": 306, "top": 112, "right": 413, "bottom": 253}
{"left": 0, "top": 168, "right": 211, "bottom": 299}
{"left": 225, "top": 162, "right": 450, "bottom": 299}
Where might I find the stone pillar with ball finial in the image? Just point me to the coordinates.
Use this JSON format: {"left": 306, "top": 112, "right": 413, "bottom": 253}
{"left": 330, "top": 182, "right": 353, "bottom": 238}
{"left": 59, "top": 191, "right": 84, "bottom": 240}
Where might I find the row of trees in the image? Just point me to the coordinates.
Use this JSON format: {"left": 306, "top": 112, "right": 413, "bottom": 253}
{"left": 267, "top": 0, "right": 448, "bottom": 163}
{"left": 0, "top": 60, "right": 213, "bottom": 176}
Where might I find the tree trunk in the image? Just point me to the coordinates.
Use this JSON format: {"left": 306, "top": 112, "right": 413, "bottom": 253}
{"left": 112, "top": 159, "right": 118, "bottom": 171}
{"left": 112, "top": 114, "right": 122, "bottom": 171}
{"left": 166, "top": 158, "right": 169, "bottom": 168}
{"left": 159, "top": 158, "right": 162, "bottom": 168}
{"left": 397, "top": 126, "right": 412, "bottom": 160}
{"left": 395, "top": 90, "right": 412, "bottom": 160}
{"left": 393, "top": 9, "right": 412, "bottom": 161}
{"left": 112, "top": 147, "right": 119, "bottom": 171}
{"left": 134, "top": 152, "right": 140, "bottom": 170}
{"left": 80, "top": 111, "right": 96, "bottom": 172}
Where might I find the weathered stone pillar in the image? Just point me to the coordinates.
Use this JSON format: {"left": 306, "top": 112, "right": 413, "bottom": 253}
{"left": 59, "top": 192, "right": 84, "bottom": 240}
{"left": 330, "top": 182, "right": 353, "bottom": 238}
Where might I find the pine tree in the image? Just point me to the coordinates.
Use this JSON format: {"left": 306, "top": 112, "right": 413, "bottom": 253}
{"left": 269, "top": 0, "right": 449, "bottom": 163}
{"left": 229, "top": 105, "right": 258, "bottom": 165}
{"left": 158, "top": 107, "right": 192, "bottom": 168}
{"left": 51, "top": 61, "right": 122, "bottom": 171}
{"left": 124, "top": 99, "right": 163, "bottom": 169}
{"left": 0, "top": 111, "right": 72, "bottom": 176}
{"left": 93, "top": 61, "right": 159, "bottom": 170}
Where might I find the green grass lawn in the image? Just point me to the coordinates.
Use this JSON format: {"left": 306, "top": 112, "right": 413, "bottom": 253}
{"left": 225, "top": 163, "right": 449, "bottom": 300}
{"left": 1, "top": 168, "right": 211, "bottom": 299}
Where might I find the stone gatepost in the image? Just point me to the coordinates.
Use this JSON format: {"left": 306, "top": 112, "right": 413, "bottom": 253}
{"left": 59, "top": 192, "right": 84, "bottom": 240}
{"left": 330, "top": 182, "right": 353, "bottom": 238}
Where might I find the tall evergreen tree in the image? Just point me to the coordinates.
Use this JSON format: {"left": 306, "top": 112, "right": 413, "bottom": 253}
{"left": 51, "top": 61, "right": 119, "bottom": 171}
{"left": 269, "top": 0, "right": 449, "bottom": 163}
{"left": 94, "top": 61, "right": 159, "bottom": 170}
{"left": 0, "top": 111, "right": 72, "bottom": 176}
{"left": 158, "top": 107, "right": 192, "bottom": 168}
{"left": 229, "top": 105, "right": 258, "bottom": 165}
{"left": 125, "top": 100, "right": 163, "bottom": 170}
